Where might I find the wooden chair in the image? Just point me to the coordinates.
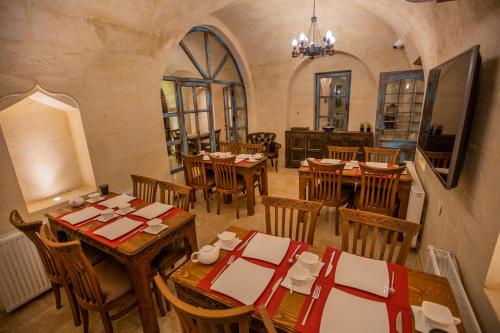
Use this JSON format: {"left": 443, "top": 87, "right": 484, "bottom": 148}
{"left": 158, "top": 180, "right": 192, "bottom": 211}
{"left": 247, "top": 132, "right": 281, "bottom": 172}
{"left": 354, "top": 164, "right": 406, "bottom": 216}
{"left": 327, "top": 146, "right": 359, "bottom": 161}
{"left": 153, "top": 275, "right": 277, "bottom": 333}
{"left": 9, "top": 211, "right": 81, "bottom": 326}
{"left": 363, "top": 147, "right": 400, "bottom": 164}
{"left": 262, "top": 196, "right": 322, "bottom": 245}
{"left": 238, "top": 142, "right": 264, "bottom": 154}
{"left": 131, "top": 174, "right": 158, "bottom": 202}
{"left": 40, "top": 225, "right": 137, "bottom": 333}
{"left": 425, "top": 151, "right": 452, "bottom": 168}
{"left": 308, "top": 159, "right": 351, "bottom": 235}
{"left": 210, "top": 155, "right": 247, "bottom": 218}
{"left": 339, "top": 208, "right": 420, "bottom": 265}
{"left": 182, "top": 153, "right": 215, "bottom": 213}
{"left": 219, "top": 141, "right": 239, "bottom": 154}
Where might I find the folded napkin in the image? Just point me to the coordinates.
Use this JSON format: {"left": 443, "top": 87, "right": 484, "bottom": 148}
{"left": 365, "top": 162, "right": 388, "bottom": 169}
{"left": 132, "top": 202, "right": 173, "bottom": 219}
{"left": 99, "top": 194, "right": 136, "bottom": 208}
{"left": 93, "top": 217, "right": 142, "bottom": 240}
{"left": 242, "top": 233, "right": 291, "bottom": 265}
{"left": 61, "top": 207, "right": 102, "bottom": 225}
{"left": 320, "top": 158, "right": 341, "bottom": 164}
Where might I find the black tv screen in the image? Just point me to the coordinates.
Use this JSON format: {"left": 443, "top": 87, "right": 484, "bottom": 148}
{"left": 417, "top": 45, "right": 481, "bottom": 189}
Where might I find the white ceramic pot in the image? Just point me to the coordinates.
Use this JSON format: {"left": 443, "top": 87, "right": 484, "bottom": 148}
{"left": 68, "top": 197, "right": 85, "bottom": 207}
{"left": 190, "top": 245, "right": 220, "bottom": 265}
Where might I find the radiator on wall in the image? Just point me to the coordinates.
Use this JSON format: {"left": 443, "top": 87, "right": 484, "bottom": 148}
{"left": 0, "top": 231, "right": 51, "bottom": 312}
{"left": 426, "top": 245, "right": 482, "bottom": 333}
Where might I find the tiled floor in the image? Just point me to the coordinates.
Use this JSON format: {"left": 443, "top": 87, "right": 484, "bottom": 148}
{"left": 0, "top": 166, "right": 422, "bottom": 332}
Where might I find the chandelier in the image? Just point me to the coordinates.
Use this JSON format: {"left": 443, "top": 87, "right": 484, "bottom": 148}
{"left": 291, "top": 0, "right": 336, "bottom": 58}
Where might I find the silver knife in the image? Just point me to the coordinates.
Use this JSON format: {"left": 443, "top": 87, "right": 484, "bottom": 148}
{"left": 264, "top": 277, "right": 284, "bottom": 307}
{"left": 324, "top": 251, "right": 336, "bottom": 277}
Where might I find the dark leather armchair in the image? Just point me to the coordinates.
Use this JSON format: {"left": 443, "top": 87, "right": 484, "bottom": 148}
{"left": 247, "top": 132, "right": 281, "bottom": 171}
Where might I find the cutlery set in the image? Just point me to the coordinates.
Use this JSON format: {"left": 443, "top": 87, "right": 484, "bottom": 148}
{"left": 211, "top": 255, "right": 235, "bottom": 284}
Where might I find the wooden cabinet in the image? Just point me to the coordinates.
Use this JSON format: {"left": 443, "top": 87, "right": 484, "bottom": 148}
{"left": 285, "top": 130, "right": 373, "bottom": 167}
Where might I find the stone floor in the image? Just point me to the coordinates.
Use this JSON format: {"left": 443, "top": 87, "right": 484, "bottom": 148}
{"left": 0, "top": 166, "right": 423, "bottom": 333}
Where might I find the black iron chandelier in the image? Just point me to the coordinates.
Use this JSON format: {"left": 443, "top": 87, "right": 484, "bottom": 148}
{"left": 291, "top": 0, "right": 336, "bottom": 58}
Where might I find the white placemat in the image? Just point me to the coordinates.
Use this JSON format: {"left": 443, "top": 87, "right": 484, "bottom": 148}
{"left": 320, "top": 158, "right": 341, "bottom": 164}
{"left": 319, "top": 288, "right": 390, "bottom": 333}
{"left": 99, "top": 194, "right": 136, "bottom": 208}
{"left": 93, "top": 217, "right": 142, "bottom": 240}
{"left": 132, "top": 202, "right": 173, "bottom": 219}
{"left": 365, "top": 162, "right": 389, "bottom": 169}
{"left": 210, "top": 258, "right": 274, "bottom": 305}
{"left": 334, "top": 252, "right": 390, "bottom": 297}
{"left": 61, "top": 207, "right": 102, "bottom": 225}
{"left": 242, "top": 233, "right": 291, "bottom": 265}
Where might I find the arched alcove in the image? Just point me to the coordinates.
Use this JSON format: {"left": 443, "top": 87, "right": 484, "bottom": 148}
{"left": 0, "top": 85, "right": 96, "bottom": 212}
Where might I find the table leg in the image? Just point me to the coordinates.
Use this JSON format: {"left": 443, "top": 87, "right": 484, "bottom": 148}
{"left": 244, "top": 171, "right": 255, "bottom": 216}
{"left": 397, "top": 182, "right": 411, "bottom": 219}
{"left": 299, "top": 173, "right": 307, "bottom": 200}
{"left": 125, "top": 259, "right": 159, "bottom": 333}
{"left": 260, "top": 164, "right": 268, "bottom": 196}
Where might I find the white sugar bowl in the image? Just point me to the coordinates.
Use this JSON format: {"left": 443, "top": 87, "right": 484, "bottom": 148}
{"left": 289, "top": 265, "right": 314, "bottom": 286}
{"left": 68, "top": 197, "right": 84, "bottom": 207}
{"left": 296, "top": 251, "right": 321, "bottom": 271}
{"left": 190, "top": 245, "right": 220, "bottom": 265}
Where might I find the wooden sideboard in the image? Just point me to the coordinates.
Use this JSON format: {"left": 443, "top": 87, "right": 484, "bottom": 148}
{"left": 285, "top": 130, "right": 373, "bottom": 168}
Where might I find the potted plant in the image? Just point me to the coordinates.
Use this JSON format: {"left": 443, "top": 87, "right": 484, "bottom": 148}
{"left": 429, "top": 124, "right": 435, "bottom": 135}
{"left": 366, "top": 122, "right": 372, "bottom": 133}
{"left": 359, "top": 122, "right": 365, "bottom": 132}
{"left": 435, "top": 124, "right": 444, "bottom": 135}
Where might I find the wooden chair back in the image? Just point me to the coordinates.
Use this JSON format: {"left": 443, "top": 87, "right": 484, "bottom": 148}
{"left": 219, "top": 141, "right": 239, "bottom": 154}
{"left": 39, "top": 225, "right": 106, "bottom": 309}
{"left": 182, "top": 153, "right": 210, "bottom": 189}
{"left": 308, "top": 159, "right": 345, "bottom": 207}
{"left": 210, "top": 155, "right": 239, "bottom": 193}
{"left": 131, "top": 174, "right": 158, "bottom": 202}
{"left": 358, "top": 164, "right": 406, "bottom": 216}
{"left": 327, "top": 146, "right": 359, "bottom": 161}
{"left": 364, "top": 147, "right": 400, "bottom": 164}
{"left": 154, "top": 275, "right": 277, "bottom": 333}
{"left": 339, "top": 208, "right": 420, "bottom": 265}
{"left": 158, "top": 181, "right": 192, "bottom": 211}
{"left": 9, "top": 211, "right": 62, "bottom": 282}
{"left": 239, "top": 142, "right": 263, "bottom": 154}
{"left": 425, "top": 151, "right": 452, "bottom": 168}
{"left": 262, "top": 196, "right": 322, "bottom": 245}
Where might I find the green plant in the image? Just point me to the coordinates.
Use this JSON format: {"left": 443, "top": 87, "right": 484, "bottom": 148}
{"left": 366, "top": 122, "right": 372, "bottom": 132}
{"left": 429, "top": 124, "right": 435, "bottom": 135}
{"left": 435, "top": 124, "right": 444, "bottom": 135}
{"left": 359, "top": 122, "right": 365, "bottom": 132}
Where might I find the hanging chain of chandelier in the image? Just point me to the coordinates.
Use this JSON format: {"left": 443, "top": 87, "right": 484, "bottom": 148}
{"left": 291, "top": 0, "right": 336, "bottom": 58}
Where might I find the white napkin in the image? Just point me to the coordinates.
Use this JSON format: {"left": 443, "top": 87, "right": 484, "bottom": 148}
{"left": 61, "top": 207, "right": 102, "bottom": 225}
{"left": 93, "top": 217, "right": 142, "bottom": 240}
{"left": 320, "top": 158, "right": 341, "bottom": 164}
{"left": 99, "top": 194, "right": 136, "bottom": 208}
{"left": 334, "top": 252, "right": 390, "bottom": 297}
{"left": 143, "top": 224, "right": 168, "bottom": 235}
{"left": 210, "top": 258, "right": 274, "bottom": 305}
{"left": 242, "top": 233, "right": 291, "bottom": 265}
{"left": 365, "top": 162, "right": 389, "bottom": 169}
{"left": 214, "top": 238, "right": 242, "bottom": 251}
{"left": 132, "top": 202, "right": 173, "bottom": 219}
{"left": 319, "top": 288, "right": 390, "bottom": 333}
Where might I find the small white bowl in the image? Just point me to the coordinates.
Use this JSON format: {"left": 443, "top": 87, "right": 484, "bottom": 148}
{"left": 101, "top": 209, "right": 114, "bottom": 219}
{"left": 296, "top": 251, "right": 320, "bottom": 271}
{"left": 217, "top": 231, "right": 236, "bottom": 247}
{"left": 288, "top": 265, "right": 314, "bottom": 286}
{"left": 422, "top": 301, "right": 461, "bottom": 326}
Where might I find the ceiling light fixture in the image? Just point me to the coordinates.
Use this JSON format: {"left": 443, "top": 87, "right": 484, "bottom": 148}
{"left": 291, "top": 0, "right": 335, "bottom": 58}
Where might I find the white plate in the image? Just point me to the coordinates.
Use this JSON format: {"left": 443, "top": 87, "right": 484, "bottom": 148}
{"left": 344, "top": 164, "right": 354, "bottom": 170}
{"left": 365, "top": 162, "right": 389, "bottom": 169}
{"left": 214, "top": 238, "right": 243, "bottom": 251}
{"left": 411, "top": 305, "right": 459, "bottom": 333}
{"left": 320, "top": 158, "right": 341, "bottom": 164}
{"left": 115, "top": 206, "right": 136, "bottom": 215}
{"left": 96, "top": 213, "right": 119, "bottom": 222}
{"left": 143, "top": 224, "right": 168, "bottom": 235}
{"left": 132, "top": 202, "right": 173, "bottom": 219}
{"left": 210, "top": 258, "right": 274, "bottom": 305}
{"left": 334, "top": 252, "right": 390, "bottom": 297}
{"left": 242, "top": 233, "right": 291, "bottom": 265}
{"left": 61, "top": 207, "right": 102, "bottom": 225}
{"left": 280, "top": 274, "right": 315, "bottom": 295}
{"left": 99, "top": 194, "right": 136, "bottom": 208}
{"left": 93, "top": 217, "right": 142, "bottom": 240}
{"left": 319, "top": 288, "right": 390, "bottom": 333}
{"left": 85, "top": 196, "right": 105, "bottom": 204}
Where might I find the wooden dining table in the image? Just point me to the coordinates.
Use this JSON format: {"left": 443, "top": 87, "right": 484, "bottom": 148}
{"left": 186, "top": 155, "right": 269, "bottom": 216}
{"left": 47, "top": 193, "right": 198, "bottom": 333}
{"left": 298, "top": 164, "right": 414, "bottom": 219}
{"left": 170, "top": 226, "right": 464, "bottom": 333}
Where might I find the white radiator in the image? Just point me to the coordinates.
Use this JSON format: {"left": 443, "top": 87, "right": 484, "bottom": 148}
{"left": 0, "top": 231, "right": 51, "bottom": 312}
{"left": 426, "top": 245, "right": 482, "bottom": 333}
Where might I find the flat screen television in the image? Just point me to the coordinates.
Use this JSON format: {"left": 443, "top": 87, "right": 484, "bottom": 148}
{"left": 417, "top": 45, "right": 481, "bottom": 189}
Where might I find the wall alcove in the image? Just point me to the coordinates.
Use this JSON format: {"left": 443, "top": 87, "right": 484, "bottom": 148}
{"left": 0, "top": 85, "right": 96, "bottom": 213}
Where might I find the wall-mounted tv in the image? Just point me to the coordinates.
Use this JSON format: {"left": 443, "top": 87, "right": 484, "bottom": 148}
{"left": 417, "top": 45, "right": 481, "bottom": 189}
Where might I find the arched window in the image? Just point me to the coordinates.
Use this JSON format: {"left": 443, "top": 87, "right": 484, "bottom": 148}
{"left": 161, "top": 27, "right": 248, "bottom": 173}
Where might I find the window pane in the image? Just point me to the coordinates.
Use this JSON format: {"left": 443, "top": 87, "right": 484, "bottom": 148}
{"left": 415, "top": 79, "right": 425, "bottom": 93}
{"left": 217, "top": 58, "right": 240, "bottom": 82}
{"left": 399, "top": 93, "right": 414, "bottom": 104}
{"left": 208, "top": 34, "right": 227, "bottom": 76}
{"left": 161, "top": 81, "right": 177, "bottom": 113}
{"left": 198, "top": 111, "right": 209, "bottom": 134}
{"left": 400, "top": 79, "right": 414, "bottom": 93}
{"left": 182, "top": 31, "right": 207, "bottom": 75}
{"left": 184, "top": 112, "right": 197, "bottom": 137}
{"left": 165, "top": 117, "right": 180, "bottom": 143}
{"left": 195, "top": 87, "right": 207, "bottom": 110}
{"left": 319, "top": 98, "right": 330, "bottom": 116}
{"left": 320, "top": 77, "right": 332, "bottom": 96}
{"left": 386, "top": 81, "right": 399, "bottom": 94}
{"left": 181, "top": 87, "right": 194, "bottom": 111}
{"left": 332, "top": 77, "right": 347, "bottom": 96}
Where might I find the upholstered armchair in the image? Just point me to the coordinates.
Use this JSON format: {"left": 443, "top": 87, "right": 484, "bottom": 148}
{"left": 247, "top": 132, "right": 281, "bottom": 171}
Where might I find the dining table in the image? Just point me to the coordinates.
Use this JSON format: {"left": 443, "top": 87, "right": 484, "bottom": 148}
{"left": 298, "top": 162, "right": 414, "bottom": 219}
{"left": 170, "top": 226, "right": 464, "bottom": 333}
{"left": 185, "top": 154, "right": 269, "bottom": 216}
{"left": 47, "top": 193, "right": 198, "bottom": 333}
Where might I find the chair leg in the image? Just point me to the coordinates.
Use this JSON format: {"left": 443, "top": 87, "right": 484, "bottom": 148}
{"left": 100, "top": 311, "right": 114, "bottom": 333}
{"left": 204, "top": 189, "right": 210, "bottom": 213}
{"left": 217, "top": 192, "right": 221, "bottom": 215}
{"left": 51, "top": 282, "right": 62, "bottom": 309}
{"left": 64, "top": 284, "right": 81, "bottom": 326}
{"left": 81, "top": 308, "right": 89, "bottom": 333}
{"left": 234, "top": 194, "right": 240, "bottom": 219}
{"left": 335, "top": 206, "right": 340, "bottom": 236}
{"left": 274, "top": 158, "right": 278, "bottom": 172}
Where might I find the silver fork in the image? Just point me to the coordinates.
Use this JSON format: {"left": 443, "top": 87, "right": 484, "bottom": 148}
{"left": 301, "top": 285, "right": 322, "bottom": 326}
{"left": 211, "top": 255, "right": 235, "bottom": 284}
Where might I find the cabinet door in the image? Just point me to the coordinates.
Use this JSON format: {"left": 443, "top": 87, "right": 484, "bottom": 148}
{"left": 288, "top": 132, "right": 306, "bottom": 166}
{"left": 305, "top": 133, "right": 324, "bottom": 159}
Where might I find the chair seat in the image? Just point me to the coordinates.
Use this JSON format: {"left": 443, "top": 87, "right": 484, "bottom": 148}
{"left": 94, "top": 258, "right": 133, "bottom": 302}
